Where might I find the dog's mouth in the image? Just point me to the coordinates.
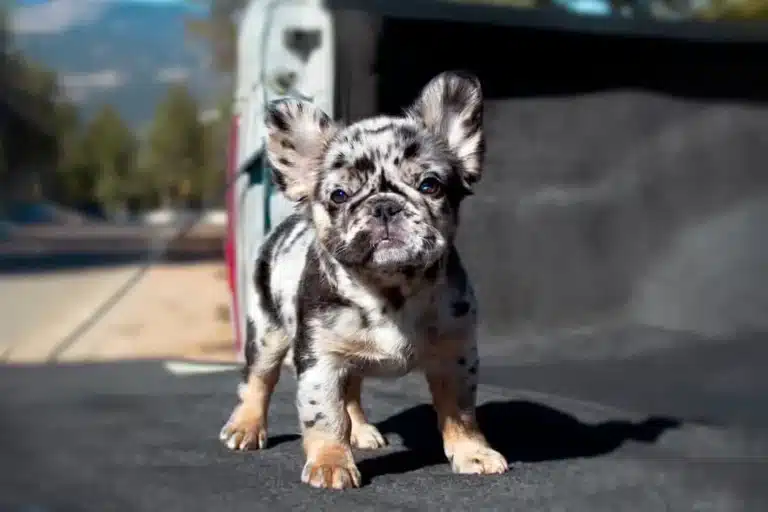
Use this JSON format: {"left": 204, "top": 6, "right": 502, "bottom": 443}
{"left": 333, "top": 222, "right": 444, "bottom": 271}
{"left": 340, "top": 226, "right": 411, "bottom": 268}
{"left": 368, "top": 225, "right": 432, "bottom": 269}
{"left": 374, "top": 239, "right": 398, "bottom": 249}
{"left": 372, "top": 231, "right": 405, "bottom": 246}
{"left": 371, "top": 237, "right": 407, "bottom": 254}
{"left": 367, "top": 224, "right": 407, "bottom": 247}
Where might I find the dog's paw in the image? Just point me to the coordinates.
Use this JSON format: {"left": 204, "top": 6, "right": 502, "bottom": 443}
{"left": 301, "top": 461, "right": 362, "bottom": 489}
{"left": 301, "top": 443, "right": 361, "bottom": 490}
{"left": 219, "top": 405, "right": 268, "bottom": 451}
{"left": 449, "top": 443, "right": 508, "bottom": 475}
{"left": 350, "top": 422, "right": 387, "bottom": 450}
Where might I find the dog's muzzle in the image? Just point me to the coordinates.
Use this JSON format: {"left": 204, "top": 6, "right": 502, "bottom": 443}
{"left": 368, "top": 197, "right": 405, "bottom": 242}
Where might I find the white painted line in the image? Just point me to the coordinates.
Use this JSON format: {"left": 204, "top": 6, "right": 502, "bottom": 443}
{"left": 164, "top": 360, "right": 239, "bottom": 376}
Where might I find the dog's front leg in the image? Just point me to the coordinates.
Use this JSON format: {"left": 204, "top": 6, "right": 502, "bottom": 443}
{"left": 424, "top": 340, "right": 508, "bottom": 475}
{"left": 296, "top": 361, "right": 361, "bottom": 489}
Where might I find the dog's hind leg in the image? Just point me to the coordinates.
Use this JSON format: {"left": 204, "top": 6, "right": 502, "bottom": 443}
{"left": 220, "top": 309, "right": 292, "bottom": 451}
{"left": 344, "top": 375, "right": 387, "bottom": 449}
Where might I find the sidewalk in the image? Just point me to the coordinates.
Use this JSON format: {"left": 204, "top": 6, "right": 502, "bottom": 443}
{"left": 3, "top": 262, "right": 238, "bottom": 364}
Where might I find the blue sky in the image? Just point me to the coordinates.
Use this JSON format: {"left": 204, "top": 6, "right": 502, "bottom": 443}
{"left": 16, "top": 0, "right": 196, "bottom": 6}
{"left": 11, "top": 0, "right": 206, "bottom": 35}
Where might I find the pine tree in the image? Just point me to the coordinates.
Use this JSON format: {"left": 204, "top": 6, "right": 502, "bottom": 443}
{"left": 80, "top": 105, "right": 137, "bottom": 215}
{"left": 143, "top": 84, "right": 207, "bottom": 209}
{"left": 0, "top": 6, "right": 64, "bottom": 203}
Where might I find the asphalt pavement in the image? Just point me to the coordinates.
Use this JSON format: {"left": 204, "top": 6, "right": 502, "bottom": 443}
{"left": 1, "top": 330, "right": 767, "bottom": 512}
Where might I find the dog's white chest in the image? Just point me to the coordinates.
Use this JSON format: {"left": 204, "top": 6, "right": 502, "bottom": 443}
{"left": 337, "top": 305, "right": 427, "bottom": 377}
{"left": 368, "top": 317, "right": 419, "bottom": 375}
{"left": 324, "top": 266, "right": 475, "bottom": 377}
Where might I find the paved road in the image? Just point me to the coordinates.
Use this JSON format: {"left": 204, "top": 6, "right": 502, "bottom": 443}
{"left": 0, "top": 224, "right": 225, "bottom": 274}
{"left": 0, "top": 265, "right": 139, "bottom": 361}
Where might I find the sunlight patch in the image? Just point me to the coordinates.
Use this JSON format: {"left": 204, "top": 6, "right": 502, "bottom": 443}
{"left": 164, "top": 360, "right": 238, "bottom": 376}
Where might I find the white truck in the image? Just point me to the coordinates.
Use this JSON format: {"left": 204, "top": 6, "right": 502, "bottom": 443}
{"left": 222, "top": 0, "right": 765, "bottom": 358}
{"left": 224, "top": 0, "right": 339, "bottom": 357}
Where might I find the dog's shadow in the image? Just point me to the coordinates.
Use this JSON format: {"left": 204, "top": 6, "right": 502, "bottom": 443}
{"left": 358, "top": 400, "right": 680, "bottom": 478}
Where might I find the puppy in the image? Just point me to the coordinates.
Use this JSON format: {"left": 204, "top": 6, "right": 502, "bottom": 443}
{"left": 219, "top": 71, "right": 508, "bottom": 489}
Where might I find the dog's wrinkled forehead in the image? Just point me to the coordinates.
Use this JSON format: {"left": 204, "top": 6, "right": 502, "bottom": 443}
{"left": 318, "top": 116, "right": 451, "bottom": 194}
{"left": 264, "top": 71, "right": 485, "bottom": 204}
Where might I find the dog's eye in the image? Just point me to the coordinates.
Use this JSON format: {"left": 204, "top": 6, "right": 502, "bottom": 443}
{"left": 330, "top": 189, "right": 348, "bottom": 204}
{"left": 417, "top": 177, "right": 442, "bottom": 195}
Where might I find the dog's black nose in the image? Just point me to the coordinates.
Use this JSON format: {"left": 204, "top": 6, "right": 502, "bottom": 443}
{"left": 372, "top": 200, "right": 403, "bottom": 222}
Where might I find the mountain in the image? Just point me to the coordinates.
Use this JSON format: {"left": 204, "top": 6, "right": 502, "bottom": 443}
{"left": 10, "top": 0, "right": 228, "bottom": 129}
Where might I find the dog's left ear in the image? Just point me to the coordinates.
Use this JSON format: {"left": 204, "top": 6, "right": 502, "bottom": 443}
{"left": 407, "top": 71, "right": 485, "bottom": 186}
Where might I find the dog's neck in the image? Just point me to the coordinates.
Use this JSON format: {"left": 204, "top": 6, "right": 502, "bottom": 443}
{"left": 313, "top": 240, "right": 448, "bottom": 310}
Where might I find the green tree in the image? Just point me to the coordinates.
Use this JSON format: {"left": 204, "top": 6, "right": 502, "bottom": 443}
{"left": 0, "top": 5, "right": 96, "bottom": 212}
{"left": 198, "top": 99, "right": 231, "bottom": 207}
{"left": 51, "top": 103, "right": 95, "bottom": 209}
{"left": 0, "top": 4, "right": 84, "bottom": 207}
{"left": 142, "top": 84, "right": 207, "bottom": 208}
{"left": 182, "top": 1, "right": 239, "bottom": 208}
{"left": 78, "top": 105, "right": 137, "bottom": 214}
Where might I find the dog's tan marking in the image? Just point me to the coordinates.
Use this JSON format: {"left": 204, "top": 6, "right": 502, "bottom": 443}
{"left": 327, "top": 336, "right": 374, "bottom": 361}
{"left": 301, "top": 432, "right": 361, "bottom": 489}
{"left": 220, "top": 365, "right": 281, "bottom": 451}
{"left": 425, "top": 369, "right": 508, "bottom": 475}
{"left": 344, "top": 374, "right": 387, "bottom": 449}
{"left": 311, "top": 203, "right": 333, "bottom": 244}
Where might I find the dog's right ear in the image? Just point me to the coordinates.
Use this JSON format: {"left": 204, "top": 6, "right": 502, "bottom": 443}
{"left": 407, "top": 71, "right": 484, "bottom": 187}
{"left": 265, "top": 99, "right": 337, "bottom": 202}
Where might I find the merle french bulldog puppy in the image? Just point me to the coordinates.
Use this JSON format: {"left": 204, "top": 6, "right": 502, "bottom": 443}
{"left": 219, "top": 71, "right": 508, "bottom": 489}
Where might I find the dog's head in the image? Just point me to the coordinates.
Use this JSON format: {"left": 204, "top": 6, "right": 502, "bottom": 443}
{"left": 265, "top": 71, "right": 484, "bottom": 276}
